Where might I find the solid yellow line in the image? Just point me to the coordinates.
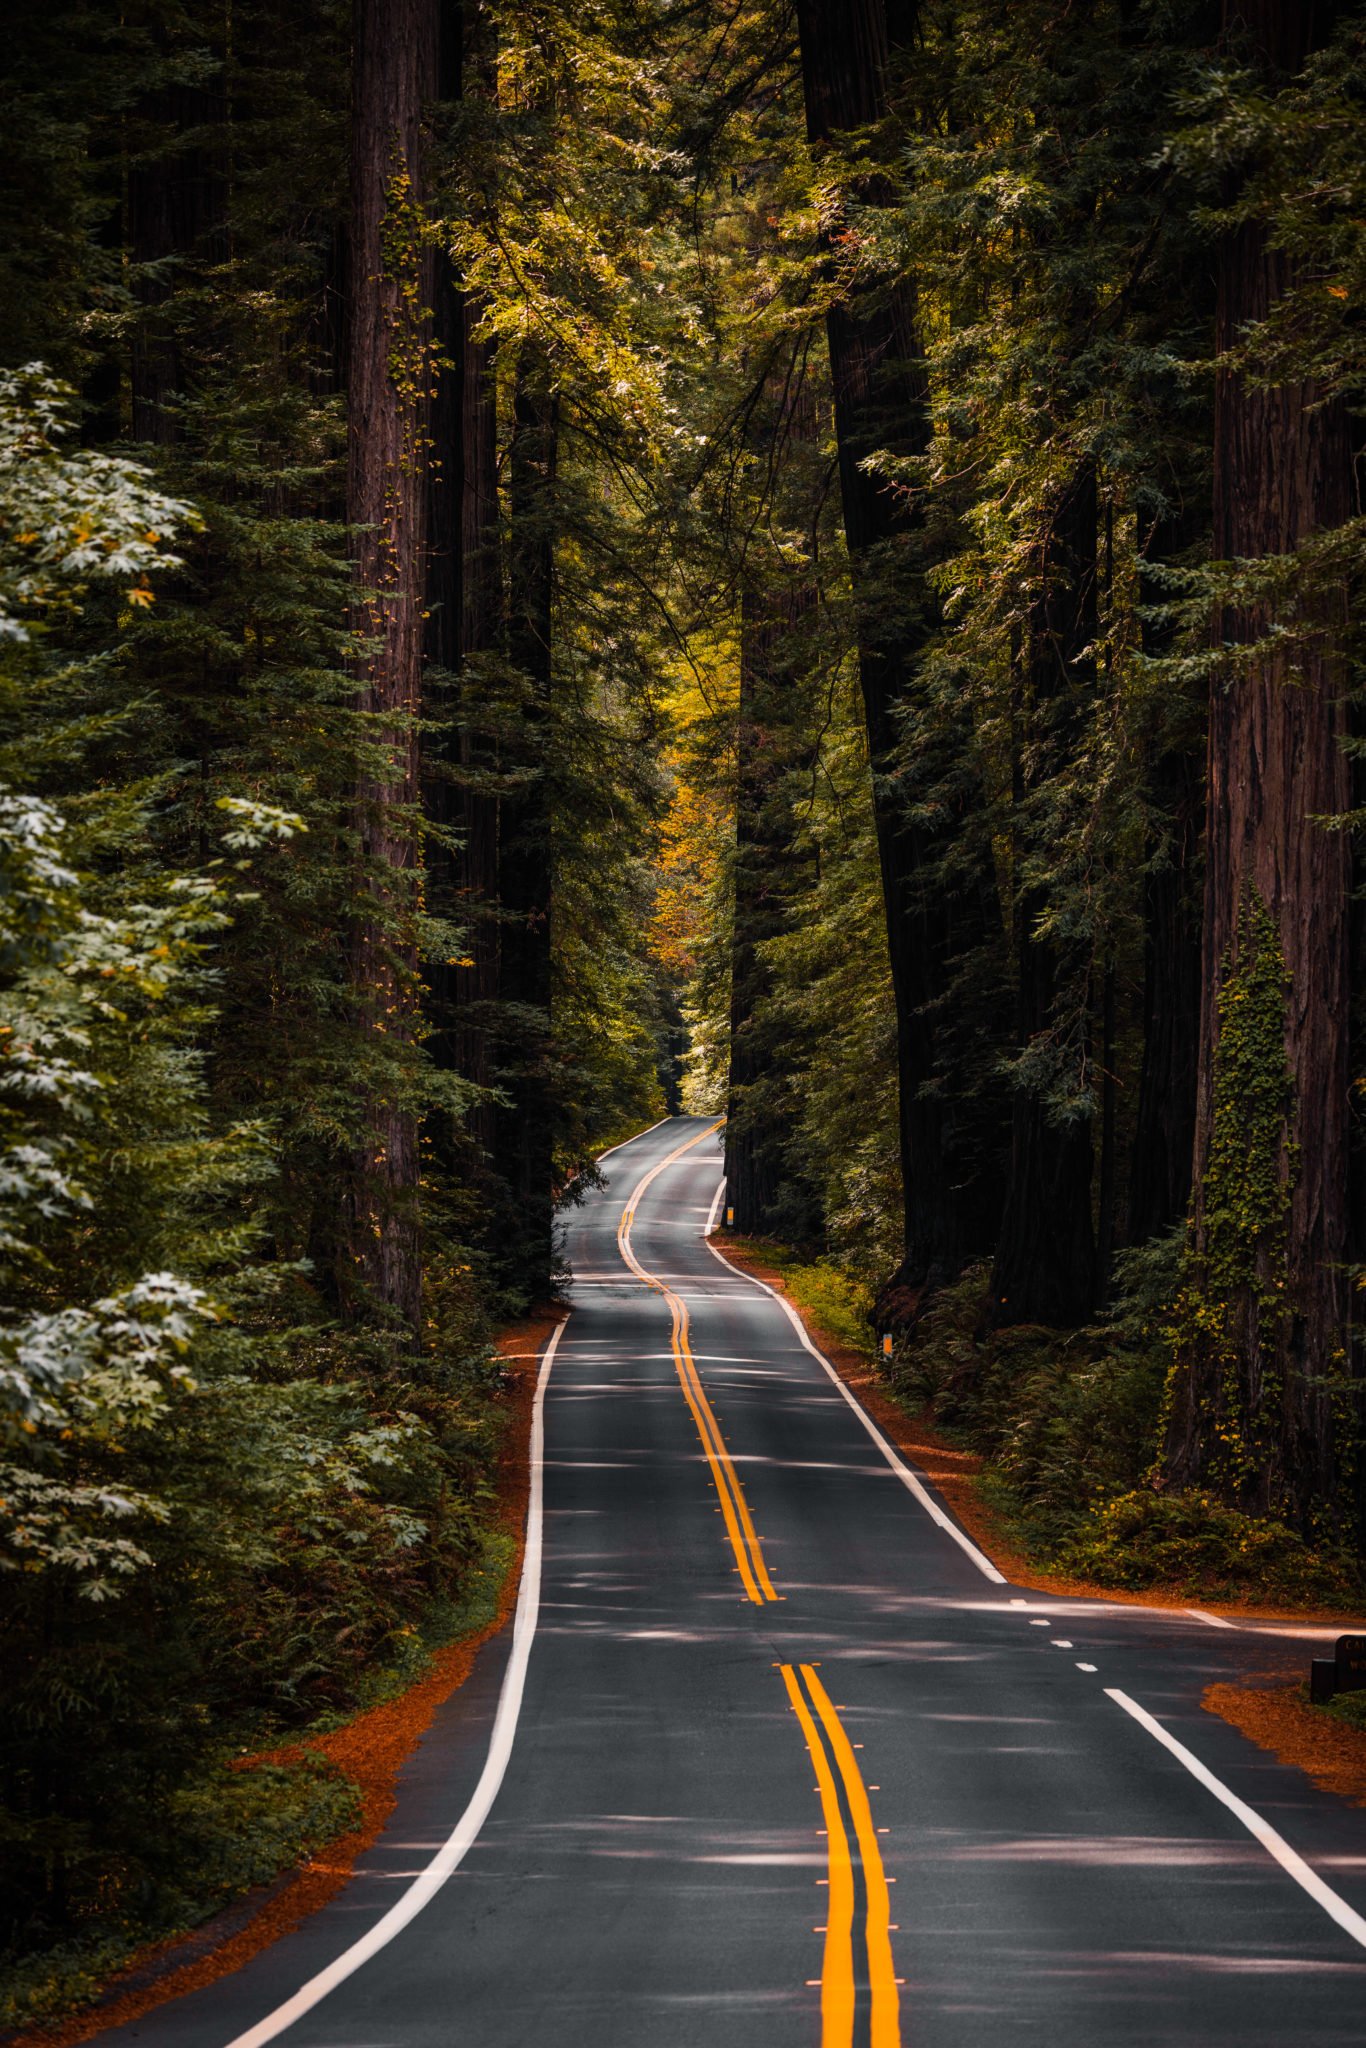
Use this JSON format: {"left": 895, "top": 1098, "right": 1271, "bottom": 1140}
{"left": 781, "top": 1665, "right": 855, "bottom": 2048}
{"left": 802, "top": 1666, "right": 902, "bottom": 2048}
{"left": 616, "top": 1122, "right": 776, "bottom": 1603}
{"left": 669, "top": 1295, "right": 765, "bottom": 1603}
{"left": 674, "top": 1321, "right": 778, "bottom": 1600}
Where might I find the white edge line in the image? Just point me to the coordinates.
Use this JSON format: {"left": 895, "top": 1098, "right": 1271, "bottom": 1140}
{"left": 1186, "top": 1606, "right": 1238, "bottom": 1629}
{"left": 704, "top": 1176, "right": 727, "bottom": 1236}
{"left": 223, "top": 1317, "right": 569, "bottom": 2048}
{"left": 595, "top": 1114, "right": 674, "bottom": 1164}
{"left": 702, "top": 1202, "right": 1006, "bottom": 1586}
{"left": 1104, "top": 1687, "right": 1366, "bottom": 1950}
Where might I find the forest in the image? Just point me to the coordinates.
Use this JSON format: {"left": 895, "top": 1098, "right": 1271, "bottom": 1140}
{"left": 3, "top": 0, "right": 1366, "bottom": 2027}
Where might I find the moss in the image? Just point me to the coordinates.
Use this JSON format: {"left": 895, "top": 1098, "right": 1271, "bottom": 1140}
{"left": 1163, "top": 891, "right": 1297, "bottom": 1496}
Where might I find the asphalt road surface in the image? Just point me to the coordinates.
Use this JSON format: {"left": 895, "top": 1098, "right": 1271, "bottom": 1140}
{"left": 98, "top": 1115, "right": 1366, "bottom": 2047}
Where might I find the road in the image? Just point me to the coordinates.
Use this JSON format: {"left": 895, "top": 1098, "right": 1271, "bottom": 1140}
{"left": 99, "top": 1115, "right": 1366, "bottom": 2046}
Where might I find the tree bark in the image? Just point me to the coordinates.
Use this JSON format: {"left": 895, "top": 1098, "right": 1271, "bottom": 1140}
{"left": 448, "top": 290, "right": 502, "bottom": 1162}
{"left": 792, "top": 0, "right": 1004, "bottom": 1311}
{"left": 345, "top": 0, "right": 438, "bottom": 1340}
{"left": 1164, "top": 0, "right": 1352, "bottom": 1516}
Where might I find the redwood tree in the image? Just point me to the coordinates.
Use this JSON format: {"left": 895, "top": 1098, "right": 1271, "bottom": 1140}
{"left": 1164, "top": 0, "right": 1353, "bottom": 1518}
{"left": 346, "top": 0, "right": 438, "bottom": 1339}
{"left": 792, "top": 0, "right": 1003, "bottom": 1307}
{"left": 725, "top": 579, "right": 817, "bottom": 1233}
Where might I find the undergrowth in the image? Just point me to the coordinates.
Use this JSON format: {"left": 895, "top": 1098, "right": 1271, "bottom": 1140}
{"left": 1321, "top": 1688, "right": 1366, "bottom": 1734}
{"left": 732, "top": 1228, "right": 1363, "bottom": 1607}
{"left": 0, "top": 1752, "right": 358, "bottom": 2033}
{"left": 0, "top": 1502, "right": 519, "bottom": 2035}
{"left": 887, "top": 1234, "right": 1364, "bottom": 1604}
{"left": 719, "top": 1237, "right": 876, "bottom": 1360}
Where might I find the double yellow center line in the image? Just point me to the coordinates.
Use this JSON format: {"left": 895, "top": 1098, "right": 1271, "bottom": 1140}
{"left": 781, "top": 1663, "right": 902, "bottom": 2048}
{"left": 615, "top": 1122, "right": 777, "bottom": 1604}
{"left": 612, "top": 1130, "right": 901, "bottom": 2043}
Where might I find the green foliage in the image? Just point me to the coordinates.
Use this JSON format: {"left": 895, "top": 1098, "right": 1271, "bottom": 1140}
{"left": 0, "top": 353, "right": 500, "bottom": 1994}
{"left": 5, "top": 0, "right": 1366, "bottom": 2015}
{"left": 1059, "top": 1491, "right": 1362, "bottom": 1605}
{"left": 1165, "top": 895, "right": 1296, "bottom": 1493}
{"left": 1321, "top": 1686, "right": 1366, "bottom": 1734}
{"left": 0, "top": 365, "right": 196, "bottom": 638}
{"left": 723, "top": 1238, "right": 878, "bottom": 1362}
{"left": 891, "top": 1244, "right": 1175, "bottom": 1550}
{"left": 0, "top": 1750, "right": 360, "bottom": 2031}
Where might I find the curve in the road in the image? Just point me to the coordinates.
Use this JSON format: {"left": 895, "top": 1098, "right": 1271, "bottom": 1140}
{"left": 83, "top": 1114, "right": 1366, "bottom": 2048}
{"left": 617, "top": 1120, "right": 777, "bottom": 1603}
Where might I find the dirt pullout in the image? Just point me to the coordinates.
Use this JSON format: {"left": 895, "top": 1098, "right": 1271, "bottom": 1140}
{"left": 12, "top": 1310, "right": 564, "bottom": 2048}
{"left": 1203, "top": 1683, "right": 1366, "bottom": 1806}
{"left": 711, "top": 1235, "right": 1365, "bottom": 1629}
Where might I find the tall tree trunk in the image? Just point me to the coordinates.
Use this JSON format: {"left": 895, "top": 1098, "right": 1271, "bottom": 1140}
{"left": 1164, "top": 0, "right": 1352, "bottom": 1518}
{"left": 496, "top": 357, "right": 557, "bottom": 1286}
{"left": 451, "top": 291, "right": 502, "bottom": 1162}
{"left": 345, "top": 0, "right": 437, "bottom": 1340}
{"left": 792, "top": 0, "right": 1004, "bottom": 1311}
{"left": 987, "top": 466, "right": 1098, "bottom": 1330}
